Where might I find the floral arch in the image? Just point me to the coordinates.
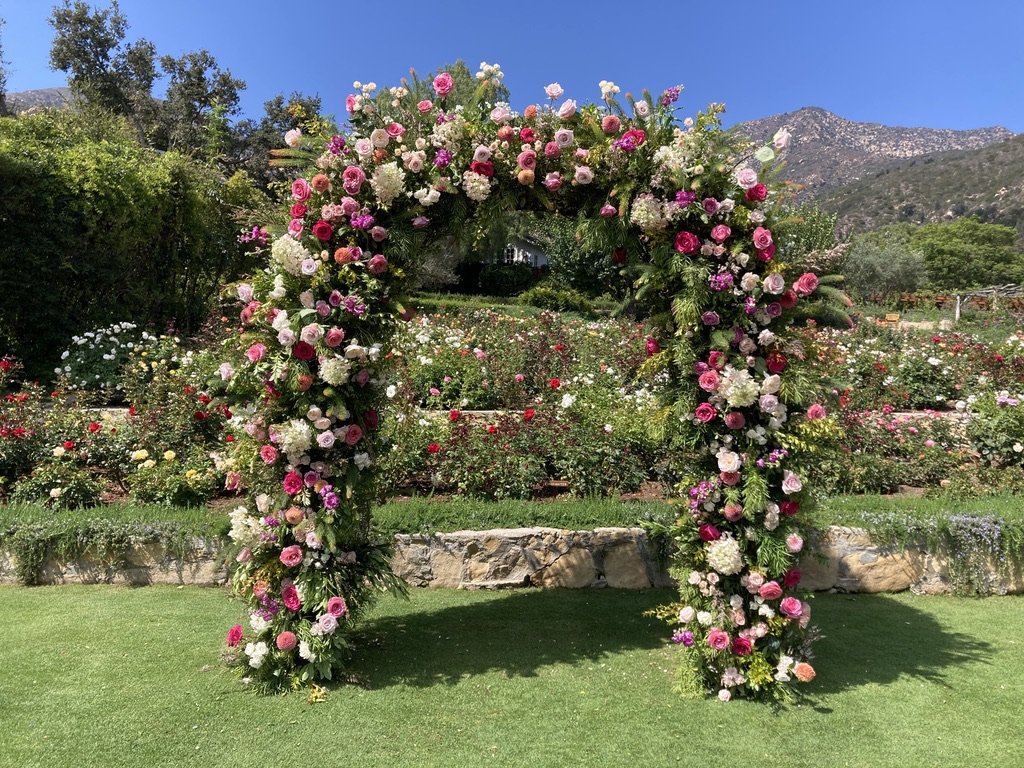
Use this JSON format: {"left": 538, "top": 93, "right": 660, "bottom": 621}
{"left": 218, "top": 65, "right": 822, "bottom": 701}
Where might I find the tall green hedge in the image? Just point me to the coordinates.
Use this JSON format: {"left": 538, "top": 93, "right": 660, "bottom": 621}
{"left": 0, "top": 110, "right": 265, "bottom": 380}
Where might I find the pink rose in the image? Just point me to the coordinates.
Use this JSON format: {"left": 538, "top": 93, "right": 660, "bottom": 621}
{"left": 226, "top": 624, "right": 243, "bottom": 647}
{"left": 574, "top": 166, "right": 593, "bottom": 184}
{"left": 698, "top": 370, "right": 720, "bottom": 392}
{"left": 752, "top": 227, "right": 773, "bottom": 251}
{"left": 325, "top": 328, "right": 345, "bottom": 347}
{"left": 279, "top": 545, "right": 303, "bottom": 568}
{"left": 282, "top": 584, "right": 302, "bottom": 611}
{"left": 600, "top": 203, "right": 616, "bottom": 217}
{"left": 557, "top": 99, "right": 577, "bottom": 119}
{"left": 806, "top": 403, "right": 827, "bottom": 420}
{"left": 780, "top": 596, "right": 803, "bottom": 618}
{"left": 291, "top": 178, "right": 311, "bottom": 202}
{"left": 723, "top": 502, "right": 744, "bottom": 522}
{"left": 417, "top": 99, "right": 432, "bottom": 113}
{"left": 786, "top": 532, "right": 804, "bottom": 553}
{"left": 719, "top": 471, "right": 741, "bottom": 486}
{"left": 368, "top": 254, "right": 388, "bottom": 274}
{"left": 386, "top": 121, "right": 405, "bottom": 138}
{"left": 327, "top": 595, "right": 348, "bottom": 617}
{"left": 698, "top": 524, "right": 721, "bottom": 542}
{"left": 543, "top": 172, "right": 562, "bottom": 191}
{"left": 601, "top": 115, "right": 621, "bottom": 134}
{"left": 674, "top": 231, "right": 700, "bottom": 254}
{"left": 706, "top": 628, "right": 730, "bottom": 651}
{"left": 694, "top": 402, "right": 717, "bottom": 423}
{"left": 735, "top": 167, "right": 758, "bottom": 189}
{"left": 287, "top": 219, "right": 303, "bottom": 237}
{"left": 710, "top": 224, "right": 732, "bottom": 243}
{"left": 794, "top": 272, "right": 819, "bottom": 296}
{"left": 246, "top": 343, "right": 267, "bottom": 363}
{"left": 283, "top": 471, "right": 303, "bottom": 495}
{"left": 782, "top": 471, "right": 803, "bottom": 495}
{"left": 345, "top": 425, "right": 363, "bottom": 445}
{"left": 758, "top": 581, "right": 784, "bottom": 600}
{"left": 342, "top": 165, "right": 366, "bottom": 195}
{"left": 432, "top": 72, "right": 454, "bottom": 96}
{"left": 517, "top": 149, "right": 537, "bottom": 170}
{"left": 276, "top": 631, "right": 297, "bottom": 651}
{"left": 259, "top": 445, "right": 278, "bottom": 464}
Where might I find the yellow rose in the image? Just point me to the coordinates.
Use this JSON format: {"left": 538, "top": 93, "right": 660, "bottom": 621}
{"left": 163, "top": 450, "right": 176, "bottom": 461}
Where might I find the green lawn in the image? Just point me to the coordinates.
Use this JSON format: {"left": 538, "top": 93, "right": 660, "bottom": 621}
{"left": 1, "top": 586, "right": 1020, "bottom": 768}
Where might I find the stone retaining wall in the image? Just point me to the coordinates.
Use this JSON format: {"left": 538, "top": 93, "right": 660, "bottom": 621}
{"left": 2, "top": 526, "right": 1021, "bottom": 594}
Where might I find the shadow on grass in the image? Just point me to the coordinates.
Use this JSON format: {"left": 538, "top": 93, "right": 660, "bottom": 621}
{"left": 808, "top": 593, "right": 994, "bottom": 696}
{"left": 351, "top": 589, "right": 995, "bottom": 697}
{"left": 351, "top": 588, "right": 674, "bottom": 688}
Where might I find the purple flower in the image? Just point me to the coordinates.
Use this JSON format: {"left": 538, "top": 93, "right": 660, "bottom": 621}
{"left": 434, "top": 148, "right": 453, "bottom": 167}
{"left": 660, "top": 85, "right": 682, "bottom": 106}
{"left": 327, "top": 135, "right": 345, "bottom": 155}
{"left": 701, "top": 311, "right": 721, "bottom": 326}
{"left": 671, "top": 629, "right": 694, "bottom": 646}
{"left": 709, "top": 273, "right": 734, "bottom": 292}
{"left": 675, "top": 190, "right": 696, "bottom": 206}
{"left": 703, "top": 197, "right": 720, "bottom": 215}
{"left": 351, "top": 213, "right": 375, "bottom": 230}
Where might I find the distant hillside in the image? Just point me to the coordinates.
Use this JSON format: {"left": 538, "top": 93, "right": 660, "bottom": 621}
{"left": 737, "top": 107, "right": 1013, "bottom": 199}
{"left": 817, "top": 133, "right": 1024, "bottom": 237}
{"left": 7, "top": 87, "right": 73, "bottom": 112}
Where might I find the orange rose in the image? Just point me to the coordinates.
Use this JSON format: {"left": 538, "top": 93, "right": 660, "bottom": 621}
{"left": 793, "top": 662, "right": 816, "bottom": 683}
{"left": 311, "top": 173, "right": 331, "bottom": 193}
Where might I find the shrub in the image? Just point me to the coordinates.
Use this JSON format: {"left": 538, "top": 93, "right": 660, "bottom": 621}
{"left": 966, "top": 391, "right": 1024, "bottom": 467}
{"left": 53, "top": 322, "right": 164, "bottom": 397}
{"left": 478, "top": 263, "right": 536, "bottom": 296}
{"left": 841, "top": 239, "right": 925, "bottom": 299}
{"left": 518, "top": 284, "right": 594, "bottom": 314}
{"left": 10, "top": 459, "right": 103, "bottom": 509}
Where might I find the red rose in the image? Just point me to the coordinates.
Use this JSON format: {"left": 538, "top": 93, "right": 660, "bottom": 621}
{"left": 197, "top": 393, "right": 211, "bottom": 404}
{"left": 312, "top": 220, "right": 333, "bottom": 241}
{"left": 698, "top": 523, "right": 721, "bottom": 542}
{"left": 470, "top": 160, "right": 494, "bottom": 177}
{"left": 780, "top": 289, "right": 798, "bottom": 309}
{"left": 194, "top": 411, "right": 208, "bottom": 421}
{"left": 226, "top": 624, "right": 243, "bottom": 647}
{"left": 486, "top": 425, "right": 498, "bottom": 434}
{"left": 708, "top": 351, "right": 726, "bottom": 370}
{"left": 523, "top": 408, "right": 536, "bottom": 422}
{"left": 548, "top": 378, "right": 561, "bottom": 389}
{"left": 674, "top": 231, "right": 700, "bottom": 255}
{"left": 780, "top": 500, "right": 800, "bottom": 516}
{"left": 732, "top": 637, "right": 753, "bottom": 656}
{"left": 520, "top": 127, "right": 535, "bottom": 143}
{"left": 426, "top": 442, "right": 441, "bottom": 455}
{"left": 0, "top": 359, "right": 11, "bottom": 372}
{"left": 766, "top": 351, "right": 788, "bottom": 373}
{"left": 87, "top": 422, "right": 101, "bottom": 433}
{"left": 292, "top": 341, "right": 315, "bottom": 360}
{"left": 290, "top": 203, "right": 307, "bottom": 218}
{"left": 756, "top": 243, "right": 777, "bottom": 261}
{"left": 449, "top": 409, "right": 461, "bottom": 422}
{"left": 782, "top": 568, "right": 802, "bottom": 588}
{"left": 612, "top": 247, "right": 627, "bottom": 264}
{"left": 744, "top": 183, "right": 768, "bottom": 202}
{"left": 62, "top": 440, "right": 75, "bottom": 450}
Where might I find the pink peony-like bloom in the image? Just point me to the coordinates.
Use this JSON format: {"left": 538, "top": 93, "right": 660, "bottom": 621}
{"left": 707, "top": 628, "right": 730, "bottom": 651}
{"left": 517, "top": 149, "right": 537, "bottom": 171}
{"left": 710, "top": 224, "right": 732, "bottom": 243}
{"left": 780, "top": 596, "right": 803, "bottom": 618}
{"left": 433, "top": 72, "right": 454, "bottom": 96}
{"left": 724, "top": 411, "right": 746, "bottom": 430}
{"left": 601, "top": 114, "right": 621, "bottom": 134}
{"left": 417, "top": 99, "right": 432, "bottom": 113}
{"left": 574, "top": 165, "right": 593, "bottom": 184}
{"left": 227, "top": 624, "right": 243, "bottom": 647}
{"left": 723, "top": 502, "right": 744, "bottom": 522}
{"left": 259, "top": 445, "right": 278, "bottom": 464}
{"left": 758, "top": 581, "right": 784, "bottom": 600}
{"left": 698, "top": 370, "right": 720, "bottom": 392}
{"left": 599, "top": 203, "right": 617, "bottom": 217}
{"left": 674, "top": 231, "right": 700, "bottom": 254}
{"left": 276, "top": 631, "right": 297, "bottom": 651}
{"left": 279, "top": 545, "right": 303, "bottom": 568}
{"left": 287, "top": 219, "right": 303, "bottom": 237}
{"left": 327, "top": 595, "right": 348, "bottom": 617}
{"left": 283, "top": 471, "right": 303, "bottom": 495}
{"left": 282, "top": 584, "right": 301, "bottom": 611}
{"left": 694, "top": 402, "right": 717, "bottom": 423}
{"left": 543, "top": 172, "right": 562, "bottom": 191}
{"left": 325, "top": 327, "right": 345, "bottom": 347}
{"left": 368, "top": 254, "right": 388, "bottom": 274}
{"left": 794, "top": 272, "right": 820, "bottom": 296}
{"left": 291, "top": 178, "right": 311, "bottom": 202}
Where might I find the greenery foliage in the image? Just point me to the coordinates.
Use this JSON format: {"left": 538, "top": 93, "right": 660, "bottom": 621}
{"left": 0, "top": 109, "right": 262, "bottom": 379}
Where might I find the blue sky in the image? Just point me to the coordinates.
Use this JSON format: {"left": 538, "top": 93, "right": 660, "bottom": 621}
{"left": 3, "top": 0, "right": 1022, "bottom": 132}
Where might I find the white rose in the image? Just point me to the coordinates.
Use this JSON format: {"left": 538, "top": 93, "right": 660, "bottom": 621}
{"left": 717, "top": 450, "right": 742, "bottom": 474}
